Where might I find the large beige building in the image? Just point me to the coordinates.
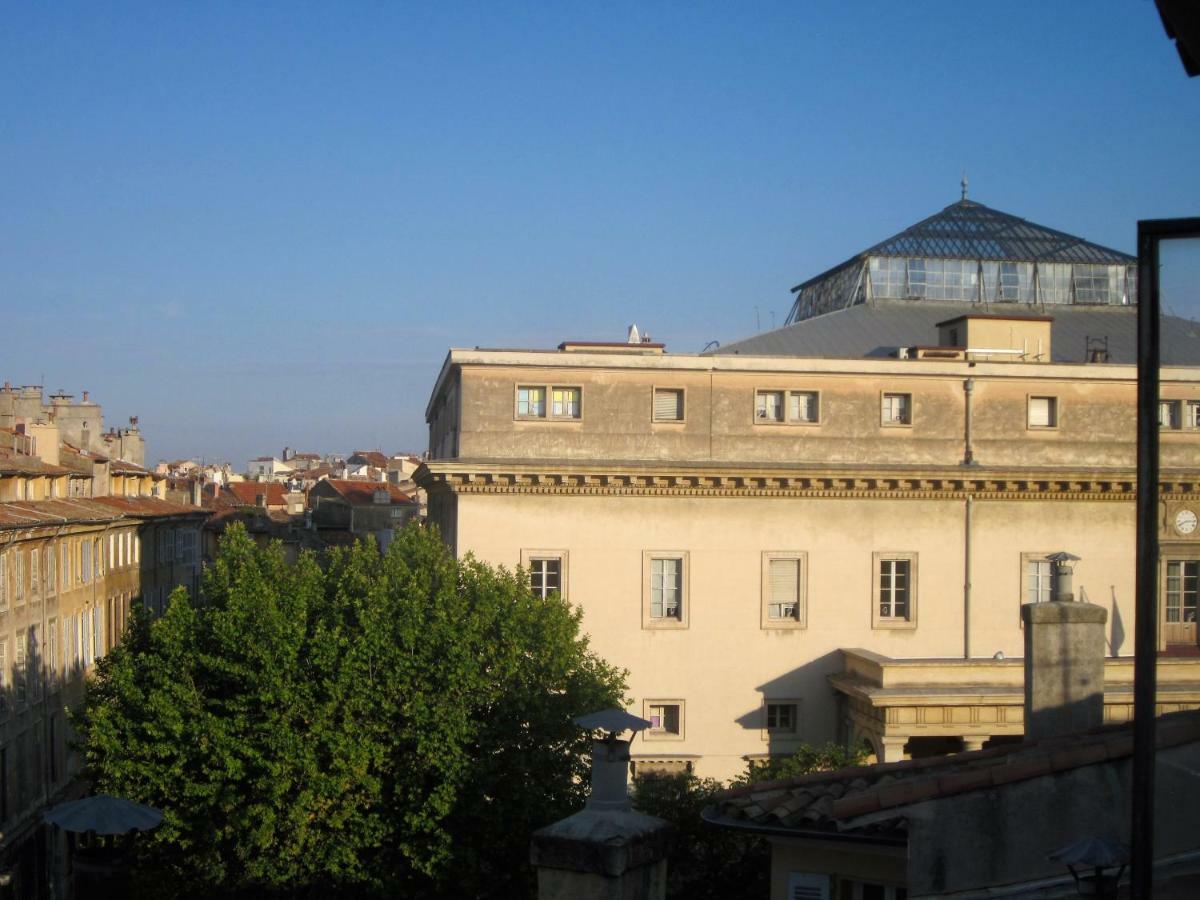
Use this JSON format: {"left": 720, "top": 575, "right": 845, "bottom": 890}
{"left": 0, "top": 395, "right": 205, "bottom": 899}
{"left": 417, "top": 198, "right": 1200, "bottom": 781}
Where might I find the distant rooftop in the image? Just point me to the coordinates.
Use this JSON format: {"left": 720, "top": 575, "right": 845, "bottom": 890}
{"left": 714, "top": 300, "right": 1200, "bottom": 366}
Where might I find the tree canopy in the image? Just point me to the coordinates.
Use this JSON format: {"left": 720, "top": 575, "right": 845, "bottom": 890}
{"left": 78, "top": 524, "right": 625, "bottom": 898}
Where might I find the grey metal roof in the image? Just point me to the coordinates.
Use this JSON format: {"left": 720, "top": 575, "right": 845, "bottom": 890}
{"left": 712, "top": 300, "right": 1200, "bottom": 365}
{"left": 794, "top": 200, "right": 1136, "bottom": 292}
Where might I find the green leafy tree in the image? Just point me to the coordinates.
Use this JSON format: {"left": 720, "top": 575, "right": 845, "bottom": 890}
{"left": 631, "top": 773, "right": 768, "bottom": 900}
{"left": 78, "top": 524, "right": 624, "bottom": 898}
{"left": 736, "top": 741, "right": 868, "bottom": 785}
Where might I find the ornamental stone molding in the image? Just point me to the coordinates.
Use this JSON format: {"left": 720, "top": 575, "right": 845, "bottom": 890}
{"left": 415, "top": 461, "right": 1199, "bottom": 502}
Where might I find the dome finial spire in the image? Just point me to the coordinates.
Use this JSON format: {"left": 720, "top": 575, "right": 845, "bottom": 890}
{"left": 961, "top": 171, "right": 969, "bottom": 202}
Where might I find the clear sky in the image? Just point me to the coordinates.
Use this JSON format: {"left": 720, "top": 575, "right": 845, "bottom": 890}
{"left": 3, "top": 2, "right": 1198, "bottom": 466}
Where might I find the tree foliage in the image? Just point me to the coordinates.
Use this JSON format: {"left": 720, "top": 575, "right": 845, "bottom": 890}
{"left": 631, "top": 773, "right": 768, "bottom": 900}
{"left": 78, "top": 524, "right": 624, "bottom": 898}
{"left": 630, "top": 742, "right": 869, "bottom": 900}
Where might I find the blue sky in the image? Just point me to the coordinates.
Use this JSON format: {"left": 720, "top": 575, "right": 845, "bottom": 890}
{"left": 2, "top": 2, "right": 1198, "bottom": 465}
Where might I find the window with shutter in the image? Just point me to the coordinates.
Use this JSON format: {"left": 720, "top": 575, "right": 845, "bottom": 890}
{"left": 652, "top": 388, "right": 684, "bottom": 422}
{"left": 769, "top": 559, "right": 799, "bottom": 620}
{"left": 762, "top": 552, "right": 806, "bottom": 628}
{"left": 788, "top": 873, "right": 830, "bottom": 900}
{"left": 643, "top": 701, "right": 683, "bottom": 739}
{"left": 1028, "top": 396, "right": 1057, "bottom": 428}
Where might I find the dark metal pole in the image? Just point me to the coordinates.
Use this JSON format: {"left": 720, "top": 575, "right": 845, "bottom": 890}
{"left": 1132, "top": 222, "right": 1161, "bottom": 899}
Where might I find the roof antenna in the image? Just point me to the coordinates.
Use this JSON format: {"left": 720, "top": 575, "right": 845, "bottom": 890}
{"left": 961, "top": 171, "right": 969, "bottom": 202}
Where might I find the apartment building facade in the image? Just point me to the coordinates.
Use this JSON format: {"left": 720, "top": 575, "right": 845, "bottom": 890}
{"left": 417, "top": 199, "right": 1200, "bottom": 781}
{"left": 0, "top": 407, "right": 205, "bottom": 899}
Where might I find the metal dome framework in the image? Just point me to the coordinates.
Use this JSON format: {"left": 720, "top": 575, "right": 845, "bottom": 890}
{"left": 786, "top": 199, "right": 1138, "bottom": 324}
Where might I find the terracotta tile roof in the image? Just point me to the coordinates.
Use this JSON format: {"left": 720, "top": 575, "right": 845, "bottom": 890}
{"left": 109, "top": 459, "right": 150, "bottom": 474}
{"left": 709, "top": 709, "right": 1200, "bottom": 840}
{"left": 0, "top": 499, "right": 124, "bottom": 527}
{"left": 349, "top": 450, "right": 389, "bottom": 468}
{"left": 321, "top": 479, "right": 418, "bottom": 506}
{"left": 223, "top": 482, "right": 289, "bottom": 507}
{"left": 89, "top": 496, "right": 209, "bottom": 519}
{"left": 0, "top": 452, "right": 72, "bottom": 476}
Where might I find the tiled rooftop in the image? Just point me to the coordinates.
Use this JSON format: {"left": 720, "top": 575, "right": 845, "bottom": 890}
{"left": 708, "top": 709, "right": 1200, "bottom": 840}
{"left": 322, "top": 479, "right": 418, "bottom": 506}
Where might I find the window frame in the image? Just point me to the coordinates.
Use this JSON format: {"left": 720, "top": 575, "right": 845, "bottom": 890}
{"left": 762, "top": 699, "right": 802, "bottom": 741}
{"left": 1164, "top": 554, "right": 1200, "bottom": 628}
{"left": 642, "top": 699, "right": 685, "bottom": 741}
{"left": 880, "top": 392, "right": 912, "bottom": 427}
{"left": 520, "top": 549, "right": 569, "bottom": 601}
{"left": 1021, "top": 552, "right": 1056, "bottom": 613}
{"left": 1027, "top": 395, "right": 1059, "bottom": 430}
{"left": 872, "top": 552, "right": 918, "bottom": 630}
{"left": 753, "top": 389, "right": 821, "bottom": 426}
{"left": 651, "top": 387, "right": 686, "bottom": 424}
{"left": 514, "top": 383, "right": 583, "bottom": 421}
{"left": 642, "top": 551, "right": 690, "bottom": 629}
{"left": 1160, "top": 399, "right": 1182, "bottom": 430}
{"left": 761, "top": 551, "right": 808, "bottom": 629}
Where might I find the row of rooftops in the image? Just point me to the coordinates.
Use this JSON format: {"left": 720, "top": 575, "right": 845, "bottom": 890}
{"left": 0, "top": 495, "right": 208, "bottom": 529}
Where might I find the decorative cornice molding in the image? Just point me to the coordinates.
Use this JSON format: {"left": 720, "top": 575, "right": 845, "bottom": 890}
{"left": 416, "top": 461, "right": 1200, "bottom": 501}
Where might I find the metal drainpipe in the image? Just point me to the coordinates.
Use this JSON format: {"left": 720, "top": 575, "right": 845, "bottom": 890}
{"left": 962, "top": 377, "right": 976, "bottom": 466}
{"left": 964, "top": 495, "right": 973, "bottom": 659}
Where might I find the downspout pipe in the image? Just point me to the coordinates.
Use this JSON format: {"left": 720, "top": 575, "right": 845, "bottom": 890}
{"left": 964, "top": 495, "right": 973, "bottom": 659}
{"left": 962, "top": 378, "right": 977, "bottom": 466}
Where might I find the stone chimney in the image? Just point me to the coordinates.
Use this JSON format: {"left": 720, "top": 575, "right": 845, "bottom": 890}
{"left": 1022, "top": 593, "right": 1108, "bottom": 742}
{"left": 531, "top": 712, "right": 672, "bottom": 900}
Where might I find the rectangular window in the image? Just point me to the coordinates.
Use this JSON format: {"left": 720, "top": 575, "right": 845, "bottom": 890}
{"left": 766, "top": 702, "right": 798, "bottom": 734}
{"left": 790, "top": 391, "right": 819, "bottom": 424}
{"left": 881, "top": 393, "right": 911, "bottom": 426}
{"left": 1189, "top": 401, "right": 1200, "bottom": 429}
{"left": 0, "top": 640, "right": 6, "bottom": 716}
{"left": 651, "top": 558, "right": 681, "bottom": 619}
{"left": 644, "top": 701, "right": 683, "bottom": 740}
{"left": 873, "top": 553, "right": 917, "bottom": 629}
{"left": 14, "top": 632, "right": 26, "bottom": 704}
{"left": 529, "top": 558, "right": 561, "bottom": 598}
{"left": 30, "top": 548, "right": 40, "bottom": 599}
{"left": 47, "top": 618, "right": 57, "bottom": 682}
{"left": 1166, "top": 561, "right": 1199, "bottom": 624}
{"left": 755, "top": 390, "right": 785, "bottom": 422}
{"left": 652, "top": 388, "right": 684, "bottom": 422}
{"left": 95, "top": 538, "right": 104, "bottom": 577}
{"left": 118, "top": 533, "right": 125, "bottom": 568}
{"left": 108, "top": 533, "right": 115, "bottom": 569}
{"left": 1161, "top": 400, "right": 1182, "bottom": 429}
{"left": 1024, "top": 555, "right": 1053, "bottom": 604}
{"left": 762, "top": 553, "right": 806, "bottom": 628}
{"left": 516, "top": 386, "right": 546, "bottom": 418}
{"left": 46, "top": 546, "right": 56, "bottom": 595}
{"left": 1028, "top": 396, "right": 1057, "bottom": 428}
{"left": 28, "top": 626, "right": 40, "bottom": 699}
{"left": 82, "top": 540, "right": 93, "bottom": 583}
{"left": 0, "top": 551, "right": 6, "bottom": 611}
{"left": 550, "top": 387, "right": 581, "bottom": 419}
{"left": 14, "top": 552, "right": 23, "bottom": 605}
{"left": 643, "top": 552, "right": 689, "bottom": 628}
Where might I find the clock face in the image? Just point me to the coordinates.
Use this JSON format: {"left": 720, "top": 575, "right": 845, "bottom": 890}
{"left": 1176, "top": 509, "right": 1199, "bottom": 536}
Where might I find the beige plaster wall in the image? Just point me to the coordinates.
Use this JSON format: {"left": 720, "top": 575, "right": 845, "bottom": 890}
{"left": 444, "top": 356, "right": 1198, "bottom": 469}
{"left": 452, "top": 491, "right": 1139, "bottom": 781}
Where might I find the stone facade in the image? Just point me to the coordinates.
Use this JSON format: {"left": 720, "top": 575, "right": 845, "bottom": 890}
{"left": 419, "top": 320, "right": 1200, "bottom": 781}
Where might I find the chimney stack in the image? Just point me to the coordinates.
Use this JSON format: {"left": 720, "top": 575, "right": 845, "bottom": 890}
{"left": 1022, "top": 597, "right": 1107, "bottom": 741}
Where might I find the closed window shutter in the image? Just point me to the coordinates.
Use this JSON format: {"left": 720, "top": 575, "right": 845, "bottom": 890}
{"left": 1029, "top": 398, "right": 1051, "bottom": 427}
{"left": 654, "top": 390, "right": 682, "bottom": 420}
{"left": 769, "top": 559, "right": 799, "bottom": 618}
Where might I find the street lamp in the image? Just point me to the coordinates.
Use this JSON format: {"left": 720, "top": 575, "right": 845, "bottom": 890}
{"left": 1048, "top": 837, "right": 1129, "bottom": 899}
